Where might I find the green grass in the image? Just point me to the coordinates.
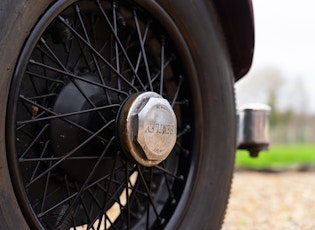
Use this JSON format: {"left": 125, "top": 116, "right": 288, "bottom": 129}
{"left": 235, "top": 145, "right": 315, "bottom": 170}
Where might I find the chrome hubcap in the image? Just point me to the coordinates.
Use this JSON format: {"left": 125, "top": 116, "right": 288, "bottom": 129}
{"left": 118, "top": 92, "right": 177, "bottom": 167}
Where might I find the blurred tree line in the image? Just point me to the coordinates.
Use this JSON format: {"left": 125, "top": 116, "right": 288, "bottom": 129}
{"left": 237, "top": 66, "right": 315, "bottom": 145}
{"left": 268, "top": 89, "right": 315, "bottom": 144}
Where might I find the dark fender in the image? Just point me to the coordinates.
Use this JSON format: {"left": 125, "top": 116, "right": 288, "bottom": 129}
{"left": 212, "top": 0, "right": 255, "bottom": 81}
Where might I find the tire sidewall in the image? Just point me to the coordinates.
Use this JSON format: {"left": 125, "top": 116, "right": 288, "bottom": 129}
{"left": 0, "top": 1, "right": 54, "bottom": 229}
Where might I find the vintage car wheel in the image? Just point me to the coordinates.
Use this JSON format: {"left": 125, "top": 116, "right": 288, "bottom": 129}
{"left": 0, "top": 0, "right": 236, "bottom": 229}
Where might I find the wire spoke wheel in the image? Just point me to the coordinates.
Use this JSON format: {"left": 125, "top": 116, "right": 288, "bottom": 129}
{"left": 2, "top": 0, "right": 236, "bottom": 229}
{"left": 7, "top": 1, "right": 196, "bottom": 229}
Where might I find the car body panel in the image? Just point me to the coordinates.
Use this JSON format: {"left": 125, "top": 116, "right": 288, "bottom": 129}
{"left": 212, "top": 0, "right": 255, "bottom": 80}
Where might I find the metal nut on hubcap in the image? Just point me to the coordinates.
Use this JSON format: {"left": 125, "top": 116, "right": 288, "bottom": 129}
{"left": 118, "top": 92, "right": 177, "bottom": 167}
{"left": 137, "top": 97, "right": 177, "bottom": 161}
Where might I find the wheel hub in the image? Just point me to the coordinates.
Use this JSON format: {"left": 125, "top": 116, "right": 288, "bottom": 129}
{"left": 118, "top": 92, "right": 177, "bottom": 167}
{"left": 50, "top": 74, "right": 118, "bottom": 182}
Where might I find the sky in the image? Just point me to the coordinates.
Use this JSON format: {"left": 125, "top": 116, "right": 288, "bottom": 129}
{"left": 236, "top": 0, "right": 315, "bottom": 114}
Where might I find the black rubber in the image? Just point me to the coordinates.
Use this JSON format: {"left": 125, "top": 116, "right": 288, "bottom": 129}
{"left": 0, "top": 0, "right": 236, "bottom": 229}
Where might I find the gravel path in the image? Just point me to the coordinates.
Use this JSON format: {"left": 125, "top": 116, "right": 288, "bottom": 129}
{"left": 222, "top": 171, "right": 315, "bottom": 230}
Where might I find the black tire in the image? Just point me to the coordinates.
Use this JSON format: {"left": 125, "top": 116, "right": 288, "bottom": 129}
{"left": 0, "top": 0, "right": 236, "bottom": 229}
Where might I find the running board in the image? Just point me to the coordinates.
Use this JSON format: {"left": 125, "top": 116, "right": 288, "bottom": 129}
{"left": 237, "top": 104, "right": 271, "bottom": 157}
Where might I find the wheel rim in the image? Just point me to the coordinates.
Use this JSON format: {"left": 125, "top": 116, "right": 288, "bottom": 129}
{"left": 6, "top": 0, "right": 201, "bottom": 229}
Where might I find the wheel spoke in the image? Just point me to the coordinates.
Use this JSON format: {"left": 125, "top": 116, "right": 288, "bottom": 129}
{"left": 39, "top": 37, "right": 68, "bottom": 71}
{"left": 161, "top": 162, "right": 175, "bottom": 200}
{"left": 153, "top": 165, "right": 184, "bottom": 181}
{"left": 171, "top": 75, "right": 183, "bottom": 108}
{"left": 132, "top": 23, "right": 150, "bottom": 85}
{"left": 124, "top": 162, "right": 131, "bottom": 229}
{"left": 136, "top": 166, "right": 159, "bottom": 220}
{"left": 17, "top": 103, "right": 119, "bottom": 126}
{"left": 159, "top": 38, "right": 165, "bottom": 95}
{"left": 40, "top": 159, "right": 53, "bottom": 213}
{"left": 133, "top": 10, "right": 152, "bottom": 91}
{"left": 26, "top": 70, "right": 65, "bottom": 85}
{"left": 146, "top": 168, "right": 153, "bottom": 230}
{"left": 19, "top": 156, "right": 116, "bottom": 163}
{"left": 112, "top": 2, "right": 121, "bottom": 74}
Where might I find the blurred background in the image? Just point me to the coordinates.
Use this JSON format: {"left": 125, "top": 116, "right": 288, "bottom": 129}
{"left": 237, "top": 0, "right": 315, "bottom": 146}
{"left": 223, "top": 0, "right": 315, "bottom": 229}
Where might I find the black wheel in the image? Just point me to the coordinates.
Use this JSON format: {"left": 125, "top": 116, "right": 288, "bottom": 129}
{"left": 0, "top": 0, "right": 236, "bottom": 229}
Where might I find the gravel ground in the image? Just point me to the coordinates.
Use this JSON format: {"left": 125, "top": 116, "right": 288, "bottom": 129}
{"left": 222, "top": 170, "right": 315, "bottom": 230}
